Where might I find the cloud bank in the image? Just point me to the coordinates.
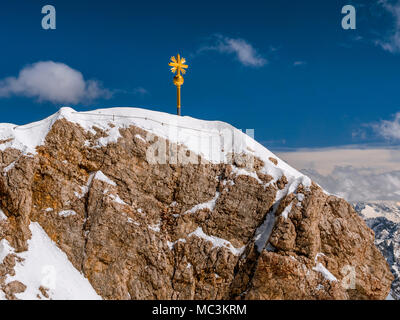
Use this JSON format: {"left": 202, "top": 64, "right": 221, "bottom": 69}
{"left": 0, "top": 61, "right": 111, "bottom": 104}
{"left": 198, "top": 35, "right": 267, "bottom": 67}
{"left": 302, "top": 166, "right": 400, "bottom": 202}
{"left": 278, "top": 147, "right": 400, "bottom": 202}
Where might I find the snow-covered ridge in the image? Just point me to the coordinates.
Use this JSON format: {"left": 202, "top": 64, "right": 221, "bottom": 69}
{"left": 0, "top": 106, "right": 310, "bottom": 191}
{"left": 1, "top": 222, "right": 100, "bottom": 300}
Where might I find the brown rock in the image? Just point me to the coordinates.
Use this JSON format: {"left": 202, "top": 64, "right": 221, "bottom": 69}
{"left": 0, "top": 117, "right": 393, "bottom": 300}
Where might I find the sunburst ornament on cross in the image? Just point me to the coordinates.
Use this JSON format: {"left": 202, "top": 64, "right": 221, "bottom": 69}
{"left": 169, "top": 54, "right": 188, "bottom": 116}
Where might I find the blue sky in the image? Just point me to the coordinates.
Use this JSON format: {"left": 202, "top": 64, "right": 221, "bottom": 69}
{"left": 1, "top": 0, "right": 400, "bottom": 149}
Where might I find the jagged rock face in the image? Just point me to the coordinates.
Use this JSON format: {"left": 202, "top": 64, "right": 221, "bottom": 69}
{"left": 0, "top": 117, "right": 394, "bottom": 300}
{"left": 355, "top": 202, "right": 400, "bottom": 300}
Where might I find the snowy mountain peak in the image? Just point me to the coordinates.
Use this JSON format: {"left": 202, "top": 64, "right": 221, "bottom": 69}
{"left": 1, "top": 106, "right": 311, "bottom": 200}
{"left": 0, "top": 106, "right": 393, "bottom": 300}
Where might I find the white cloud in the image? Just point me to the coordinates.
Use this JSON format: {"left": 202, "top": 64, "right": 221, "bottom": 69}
{"left": 352, "top": 112, "right": 400, "bottom": 143}
{"left": 198, "top": 35, "right": 267, "bottom": 67}
{"left": 372, "top": 112, "right": 400, "bottom": 141}
{"left": 302, "top": 166, "right": 400, "bottom": 202}
{"left": 278, "top": 147, "right": 400, "bottom": 202}
{"left": 0, "top": 61, "right": 111, "bottom": 104}
{"left": 377, "top": 0, "right": 400, "bottom": 53}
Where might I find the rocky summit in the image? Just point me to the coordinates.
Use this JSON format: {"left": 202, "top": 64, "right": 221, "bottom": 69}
{"left": 0, "top": 107, "right": 393, "bottom": 300}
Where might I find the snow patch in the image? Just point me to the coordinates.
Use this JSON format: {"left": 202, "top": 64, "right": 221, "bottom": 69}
{"left": 58, "top": 210, "right": 77, "bottom": 218}
{"left": 167, "top": 239, "right": 186, "bottom": 250}
{"left": 148, "top": 222, "right": 161, "bottom": 232}
{"left": 95, "top": 125, "right": 122, "bottom": 147}
{"left": 313, "top": 263, "right": 338, "bottom": 282}
{"left": 188, "top": 227, "right": 245, "bottom": 256}
{"left": 74, "top": 185, "right": 89, "bottom": 199}
{"left": 184, "top": 192, "right": 220, "bottom": 215}
{"left": 127, "top": 218, "right": 139, "bottom": 226}
{"left": 0, "top": 208, "right": 7, "bottom": 221}
{"left": 0, "top": 239, "right": 14, "bottom": 263}
{"left": 3, "top": 161, "right": 16, "bottom": 174}
{"left": 312, "top": 253, "right": 337, "bottom": 282}
{"left": 108, "top": 193, "right": 127, "bottom": 205}
{"left": 134, "top": 134, "right": 146, "bottom": 143}
{"left": 5, "top": 222, "right": 101, "bottom": 300}
{"left": 94, "top": 171, "right": 116, "bottom": 186}
{"left": 281, "top": 203, "right": 293, "bottom": 219}
{"left": 74, "top": 172, "right": 95, "bottom": 200}
{"left": 231, "top": 166, "right": 263, "bottom": 184}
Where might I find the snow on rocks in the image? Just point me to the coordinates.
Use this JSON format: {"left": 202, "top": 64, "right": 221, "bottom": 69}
{"left": 3, "top": 161, "right": 16, "bottom": 175}
{"left": 95, "top": 125, "right": 122, "bottom": 148}
{"left": 184, "top": 192, "right": 220, "bottom": 215}
{"left": 74, "top": 186, "right": 89, "bottom": 199}
{"left": 296, "top": 193, "right": 305, "bottom": 208}
{"left": 58, "top": 210, "right": 77, "bottom": 218}
{"left": 74, "top": 172, "right": 95, "bottom": 199}
{"left": 188, "top": 227, "right": 245, "bottom": 256}
{"left": 312, "top": 253, "right": 337, "bottom": 282}
{"left": 0, "top": 208, "right": 7, "bottom": 221}
{"left": 94, "top": 171, "right": 116, "bottom": 186}
{"left": 103, "top": 188, "right": 127, "bottom": 206}
{"left": 230, "top": 166, "right": 263, "bottom": 185}
{"left": 148, "top": 222, "right": 161, "bottom": 233}
{"left": 0, "top": 107, "right": 76, "bottom": 155}
{"left": 297, "top": 193, "right": 305, "bottom": 202}
{"left": 0, "top": 239, "right": 14, "bottom": 263}
{"left": 167, "top": 239, "right": 187, "bottom": 250}
{"left": 134, "top": 134, "right": 146, "bottom": 143}
{"left": 313, "top": 263, "right": 338, "bottom": 282}
{"left": 281, "top": 203, "right": 293, "bottom": 219}
{"left": 127, "top": 218, "right": 139, "bottom": 226}
{"left": 108, "top": 194, "right": 127, "bottom": 205}
{"left": 4, "top": 222, "right": 101, "bottom": 300}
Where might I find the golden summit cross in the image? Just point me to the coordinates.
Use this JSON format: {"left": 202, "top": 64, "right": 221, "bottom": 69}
{"left": 169, "top": 54, "right": 188, "bottom": 116}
